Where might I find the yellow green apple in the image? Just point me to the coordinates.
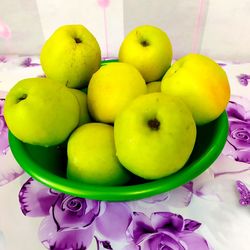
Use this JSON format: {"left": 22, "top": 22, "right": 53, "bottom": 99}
{"left": 40, "top": 24, "right": 101, "bottom": 89}
{"left": 161, "top": 53, "right": 230, "bottom": 125}
{"left": 114, "top": 92, "right": 196, "bottom": 180}
{"left": 87, "top": 62, "right": 147, "bottom": 123}
{"left": 147, "top": 81, "right": 161, "bottom": 93}
{"left": 4, "top": 78, "right": 79, "bottom": 147}
{"left": 119, "top": 25, "right": 172, "bottom": 82}
{"left": 67, "top": 123, "right": 131, "bottom": 186}
{"left": 68, "top": 88, "right": 91, "bottom": 126}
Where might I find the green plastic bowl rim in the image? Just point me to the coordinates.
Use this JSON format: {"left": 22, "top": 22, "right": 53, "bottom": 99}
{"left": 8, "top": 111, "right": 228, "bottom": 202}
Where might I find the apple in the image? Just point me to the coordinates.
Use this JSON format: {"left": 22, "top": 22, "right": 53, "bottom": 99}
{"left": 68, "top": 88, "right": 91, "bottom": 126}
{"left": 40, "top": 24, "right": 101, "bottom": 89}
{"left": 119, "top": 25, "right": 172, "bottom": 82}
{"left": 4, "top": 78, "right": 79, "bottom": 147}
{"left": 147, "top": 81, "right": 161, "bottom": 93}
{"left": 114, "top": 92, "right": 196, "bottom": 180}
{"left": 87, "top": 62, "right": 147, "bottom": 123}
{"left": 161, "top": 53, "right": 230, "bottom": 125}
{"left": 67, "top": 123, "right": 131, "bottom": 186}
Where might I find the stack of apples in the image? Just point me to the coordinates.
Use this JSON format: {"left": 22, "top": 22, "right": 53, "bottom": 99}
{"left": 4, "top": 24, "right": 230, "bottom": 186}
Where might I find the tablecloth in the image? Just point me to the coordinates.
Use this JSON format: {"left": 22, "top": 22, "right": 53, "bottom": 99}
{"left": 0, "top": 56, "right": 249, "bottom": 250}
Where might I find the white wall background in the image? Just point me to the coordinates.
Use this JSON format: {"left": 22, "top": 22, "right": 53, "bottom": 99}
{"left": 0, "top": 0, "right": 250, "bottom": 60}
{"left": 0, "top": 0, "right": 124, "bottom": 58}
{"left": 200, "top": 0, "right": 250, "bottom": 62}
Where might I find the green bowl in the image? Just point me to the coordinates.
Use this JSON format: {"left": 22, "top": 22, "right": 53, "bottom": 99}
{"left": 8, "top": 111, "right": 228, "bottom": 201}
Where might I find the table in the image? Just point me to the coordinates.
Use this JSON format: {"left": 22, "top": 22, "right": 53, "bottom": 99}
{"left": 0, "top": 56, "right": 249, "bottom": 250}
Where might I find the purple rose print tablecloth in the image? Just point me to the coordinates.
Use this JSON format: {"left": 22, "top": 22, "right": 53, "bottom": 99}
{"left": 0, "top": 56, "right": 250, "bottom": 250}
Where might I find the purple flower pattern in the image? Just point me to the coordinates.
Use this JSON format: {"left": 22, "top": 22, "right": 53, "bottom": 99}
{"left": 236, "top": 180, "right": 250, "bottom": 206}
{"left": 0, "top": 56, "right": 7, "bottom": 63}
{"left": 224, "top": 96, "right": 250, "bottom": 163}
{"left": 18, "top": 178, "right": 210, "bottom": 250}
{"left": 20, "top": 57, "right": 40, "bottom": 67}
{"left": 19, "top": 178, "right": 132, "bottom": 249}
{"left": 0, "top": 92, "right": 23, "bottom": 185}
{"left": 237, "top": 74, "right": 250, "bottom": 86}
{"left": 178, "top": 95, "right": 250, "bottom": 205}
{"left": 217, "top": 62, "right": 227, "bottom": 67}
{"left": 94, "top": 238, "right": 113, "bottom": 249}
{"left": 39, "top": 195, "right": 99, "bottom": 249}
{"left": 0, "top": 96, "right": 8, "bottom": 155}
{"left": 125, "top": 212, "right": 210, "bottom": 250}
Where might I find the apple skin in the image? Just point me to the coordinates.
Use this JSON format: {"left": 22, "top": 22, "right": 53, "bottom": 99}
{"left": 161, "top": 53, "right": 230, "bottom": 125}
{"left": 4, "top": 78, "right": 79, "bottom": 147}
{"left": 67, "top": 123, "right": 131, "bottom": 186}
{"left": 114, "top": 92, "right": 196, "bottom": 180}
{"left": 119, "top": 25, "right": 172, "bottom": 82}
{"left": 147, "top": 81, "right": 161, "bottom": 93}
{"left": 40, "top": 24, "right": 101, "bottom": 89}
{"left": 68, "top": 88, "right": 91, "bottom": 126}
{"left": 87, "top": 62, "right": 147, "bottom": 123}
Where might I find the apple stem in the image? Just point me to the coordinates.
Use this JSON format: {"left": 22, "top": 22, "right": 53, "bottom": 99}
{"left": 74, "top": 37, "right": 82, "bottom": 44}
{"left": 148, "top": 118, "right": 160, "bottom": 130}
{"left": 140, "top": 40, "right": 149, "bottom": 47}
{"left": 17, "top": 94, "right": 27, "bottom": 103}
